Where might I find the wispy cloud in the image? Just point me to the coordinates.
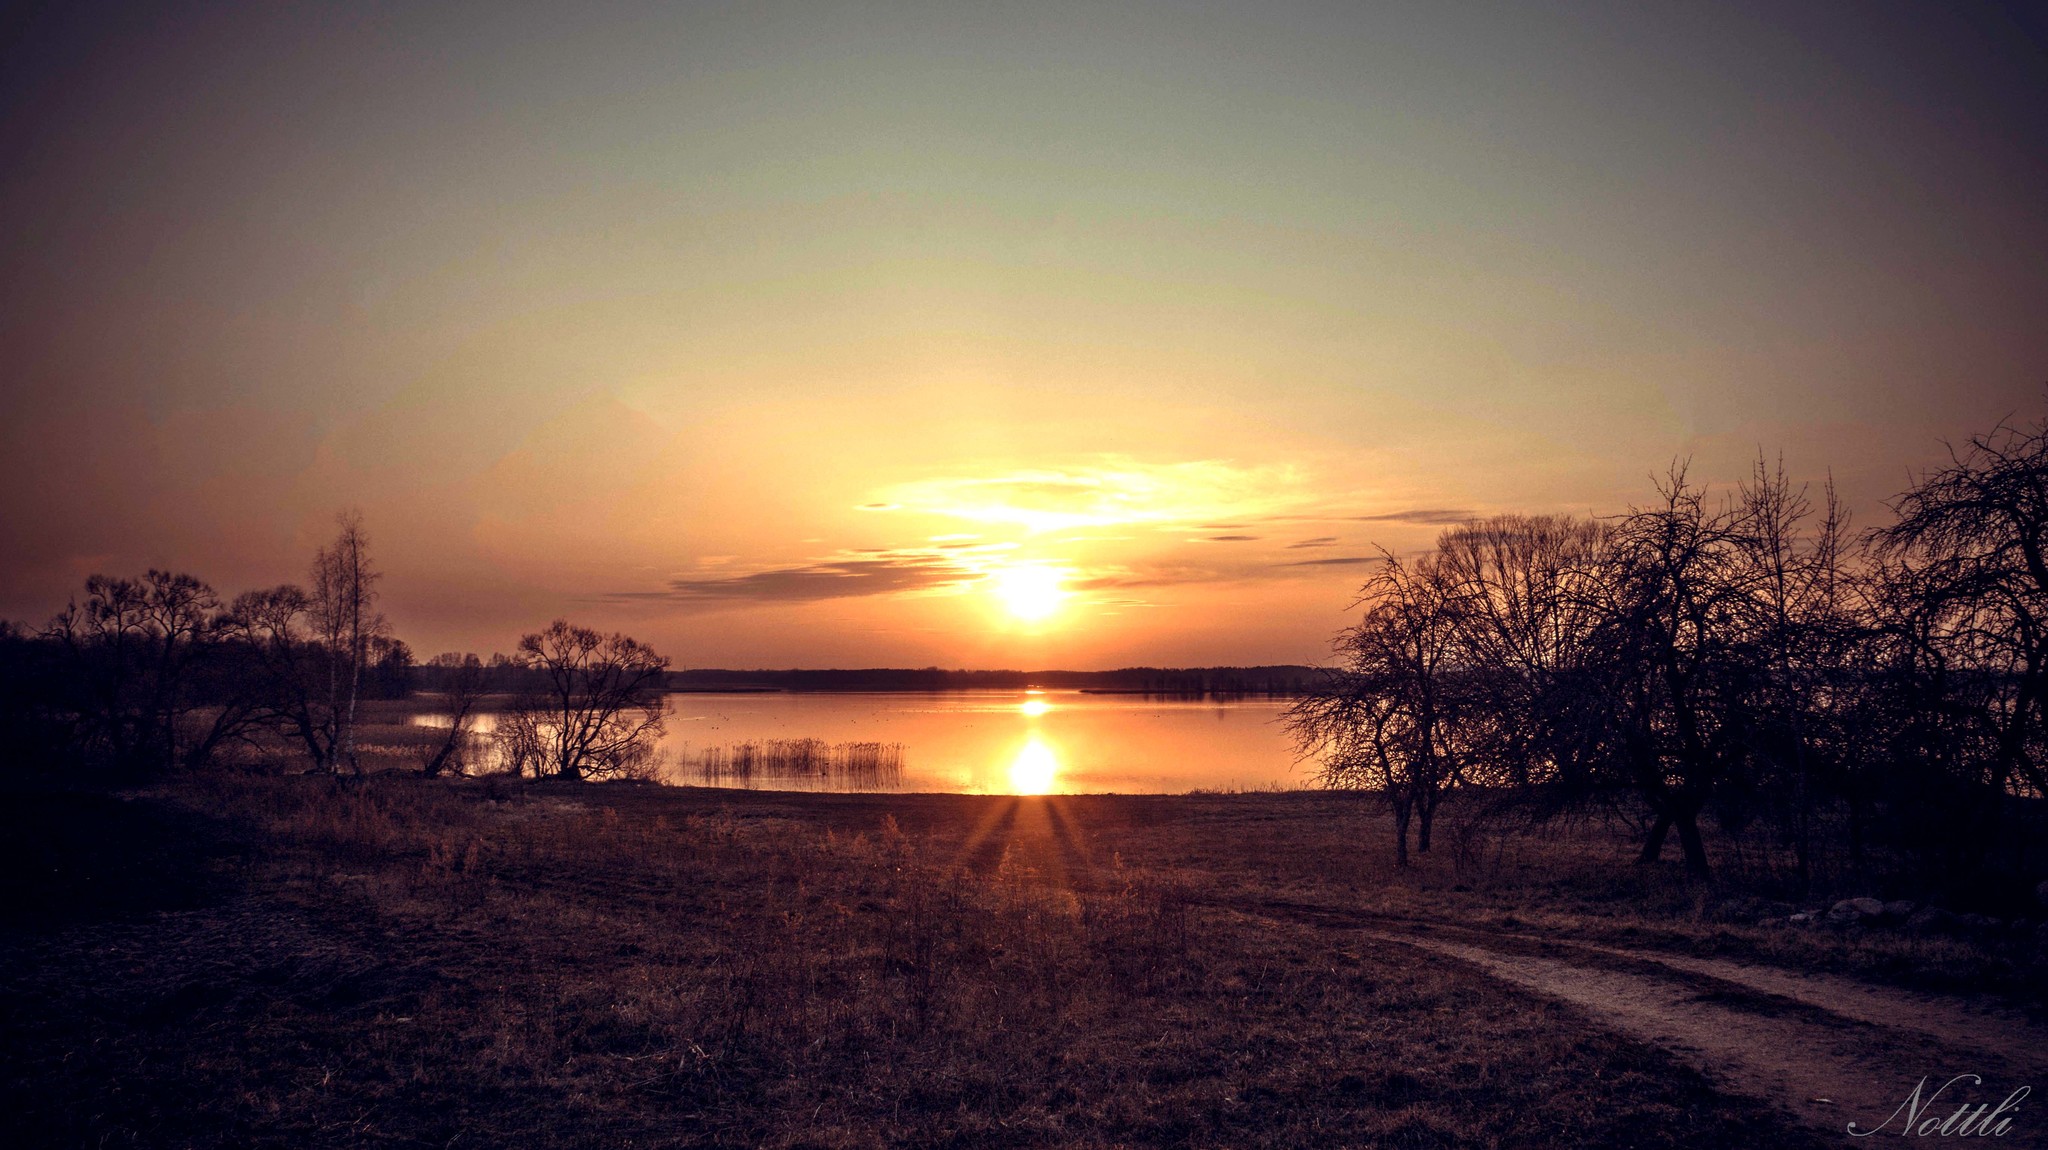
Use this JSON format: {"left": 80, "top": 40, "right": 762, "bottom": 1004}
{"left": 1342, "top": 508, "right": 1474, "bottom": 525}
{"left": 1286, "top": 536, "right": 1339, "bottom": 548}
{"left": 1261, "top": 508, "right": 1475, "bottom": 527}
{"left": 1276, "top": 556, "right": 1385, "bottom": 568}
{"left": 615, "top": 544, "right": 1016, "bottom": 605}
{"left": 866, "top": 458, "right": 1312, "bottom": 532}
{"left": 616, "top": 558, "right": 966, "bottom": 603}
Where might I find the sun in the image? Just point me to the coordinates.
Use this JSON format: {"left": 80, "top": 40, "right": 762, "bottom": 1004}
{"left": 989, "top": 564, "right": 1069, "bottom": 623}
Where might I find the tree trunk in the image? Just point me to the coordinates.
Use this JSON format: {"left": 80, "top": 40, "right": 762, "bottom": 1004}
{"left": 422, "top": 741, "right": 455, "bottom": 778}
{"left": 1674, "top": 810, "right": 1710, "bottom": 876}
{"left": 1391, "top": 796, "right": 1413, "bottom": 868}
{"left": 1416, "top": 796, "right": 1435, "bottom": 854}
{"left": 1636, "top": 810, "right": 1672, "bottom": 864}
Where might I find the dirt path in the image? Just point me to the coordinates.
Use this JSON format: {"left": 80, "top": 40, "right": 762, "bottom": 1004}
{"left": 1244, "top": 900, "right": 2044, "bottom": 1142}
{"left": 1560, "top": 938, "right": 2048, "bottom": 1066}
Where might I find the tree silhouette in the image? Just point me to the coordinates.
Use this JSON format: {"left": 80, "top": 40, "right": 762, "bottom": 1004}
{"left": 39, "top": 570, "right": 250, "bottom": 777}
{"left": 1287, "top": 551, "right": 1478, "bottom": 865}
{"left": 502, "top": 620, "right": 669, "bottom": 781}
{"left": 310, "top": 511, "right": 384, "bottom": 775}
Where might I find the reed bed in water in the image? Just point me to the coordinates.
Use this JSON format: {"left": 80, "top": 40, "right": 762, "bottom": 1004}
{"left": 687, "top": 738, "right": 905, "bottom": 789}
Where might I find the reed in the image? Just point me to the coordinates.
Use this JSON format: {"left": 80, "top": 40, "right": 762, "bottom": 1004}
{"left": 686, "top": 738, "right": 904, "bottom": 789}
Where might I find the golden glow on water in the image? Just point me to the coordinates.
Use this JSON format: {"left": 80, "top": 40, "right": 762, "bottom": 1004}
{"left": 611, "top": 690, "right": 1301, "bottom": 793}
{"left": 989, "top": 564, "right": 1069, "bottom": 623}
{"left": 1007, "top": 738, "right": 1060, "bottom": 794}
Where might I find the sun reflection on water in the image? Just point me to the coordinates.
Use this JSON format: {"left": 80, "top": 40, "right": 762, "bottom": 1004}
{"left": 1007, "top": 738, "right": 1060, "bottom": 794}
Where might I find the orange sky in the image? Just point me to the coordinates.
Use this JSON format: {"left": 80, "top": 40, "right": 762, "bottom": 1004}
{"left": 3, "top": 2, "right": 2046, "bottom": 667}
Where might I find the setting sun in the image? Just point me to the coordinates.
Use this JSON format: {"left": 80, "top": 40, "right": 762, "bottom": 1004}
{"left": 989, "top": 565, "right": 1070, "bottom": 624}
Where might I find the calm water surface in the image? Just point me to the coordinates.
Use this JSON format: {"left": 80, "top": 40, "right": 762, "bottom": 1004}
{"left": 663, "top": 691, "right": 1305, "bottom": 794}
{"left": 426, "top": 691, "right": 1309, "bottom": 794}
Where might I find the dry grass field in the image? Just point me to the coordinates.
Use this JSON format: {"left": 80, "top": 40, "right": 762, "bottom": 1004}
{"left": 3, "top": 775, "right": 2042, "bottom": 1148}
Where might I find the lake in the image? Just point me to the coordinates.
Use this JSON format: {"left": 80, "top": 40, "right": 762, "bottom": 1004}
{"left": 424, "top": 691, "right": 1311, "bottom": 794}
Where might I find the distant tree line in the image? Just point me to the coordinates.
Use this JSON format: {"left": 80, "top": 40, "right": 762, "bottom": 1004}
{"left": 1289, "top": 411, "right": 2048, "bottom": 896}
{"left": 664, "top": 666, "right": 1317, "bottom": 695}
{"left": 0, "top": 514, "right": 667, "bottom": 783}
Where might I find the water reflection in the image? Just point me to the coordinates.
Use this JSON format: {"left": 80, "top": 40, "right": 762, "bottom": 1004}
{"left": 1007, "top": 737, "right": 1060, "bottom": 794}
{"left": 406, "top": 690, "right": 1303, "bottom": 794}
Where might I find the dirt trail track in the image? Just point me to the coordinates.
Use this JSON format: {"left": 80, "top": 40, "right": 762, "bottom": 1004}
{"left": 1248, "top": 901, "right": 2046, "bottom": 1143}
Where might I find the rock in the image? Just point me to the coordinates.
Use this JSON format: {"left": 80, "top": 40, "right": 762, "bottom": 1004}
{"left": 1789, "top": 912, "right": 1813, "bottom": 925}
{"left": 1828, "top": 897, "right": 1884, "bottom": 924}
{"left": 1882, "top": 900, "right": 1915, "bottom": 920}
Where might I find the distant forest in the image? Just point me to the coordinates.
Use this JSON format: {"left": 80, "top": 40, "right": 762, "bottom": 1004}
{"left": 662, "top": 666, "right": 1317, "bottom": 696}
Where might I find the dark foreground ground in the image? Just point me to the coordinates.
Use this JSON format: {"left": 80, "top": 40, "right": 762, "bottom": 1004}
{"left": 2, "top": 777, "right": 2042, "bottom": 1149}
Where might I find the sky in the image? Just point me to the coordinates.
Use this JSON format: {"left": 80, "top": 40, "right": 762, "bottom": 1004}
{"left": 3, "top": 0, "right": 2046, "bottom": 668}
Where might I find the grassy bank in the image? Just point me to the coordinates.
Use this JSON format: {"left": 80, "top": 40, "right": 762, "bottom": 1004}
{"left": 1, "top": 774, "right": 1994, "bottom": 1148}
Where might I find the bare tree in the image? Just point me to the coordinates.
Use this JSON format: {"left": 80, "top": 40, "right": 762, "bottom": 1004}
{"left": 1284, "top": 408, "right": 2048, "bottom": 888}
{"left": 1287, "top": 552, "right": 1477, "bottom": 865}
{"left": 310, "top": 511, "right": 384, "bottom": 776}
{"left": 418, "top": 653, "right": 486, "bottom": 778}
{"left": 41, "top": 570, "right": 252, "bottom": 777}
{"left": 1868, "top": 413, "right": 2048, "bottom": 803}
{"left": 220, "top": 584, "right": 336, "bottom": 772}
{"left": 1852, "top": 412, "right": 2048, "bottom": 881}
{"left": 504, "top": 620, "right": 669, "bottom": 781}
{"left": 1289, "top": 666, "right": 1423, "bottom": 865}
{"left": 216, "top": 514, "right": 386, "bottom": 775}
{"left": 1732, "top": 456, "right": 1858, "bottom": 889}
{"left": 1577, "top": 465, "right": 1765, "bottom": 875}
{"left": 1434, "top": 514, "right": 1609, "bottom": 792}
